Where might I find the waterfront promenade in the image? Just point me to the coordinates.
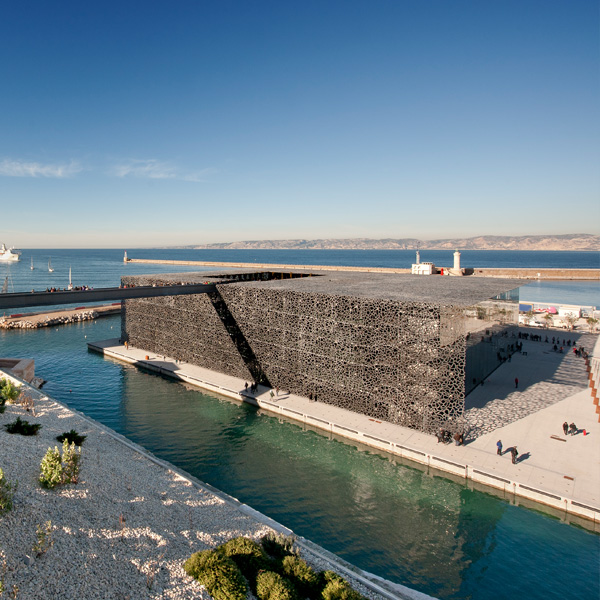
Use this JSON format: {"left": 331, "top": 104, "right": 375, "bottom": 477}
{"left": 90, "top": 329, "right": 600, "bottom": 527}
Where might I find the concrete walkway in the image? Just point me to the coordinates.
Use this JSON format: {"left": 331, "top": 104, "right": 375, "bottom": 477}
{"left": 88, "top": 330, "right": 600, "bottom": 527}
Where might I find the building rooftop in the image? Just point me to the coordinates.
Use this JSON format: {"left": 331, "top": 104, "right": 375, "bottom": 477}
{"left": 123, "top": 269, "right": 523, "bottom": 306}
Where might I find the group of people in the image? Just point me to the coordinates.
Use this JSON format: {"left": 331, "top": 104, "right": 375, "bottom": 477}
{"left": 562, "top": 421, "right": 579, "bottom": 436}
{"left": 496, "top": 440, "right": 519, "bottom": 464}
{"left": 43, "top": 285, "right": 92, "bottom": 292}
{"left": 436, "top": 428, "right": 464, "bottom": 446}
{"left": 244, "top": 381, "right": 260, "bottom": 394}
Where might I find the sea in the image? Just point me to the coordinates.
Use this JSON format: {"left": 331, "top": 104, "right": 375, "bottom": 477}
{"left": 2, "top": 248, "right": 599, "bottom": 308}
{"left": 1, "top": 248, "right": 599, "bottom": 600}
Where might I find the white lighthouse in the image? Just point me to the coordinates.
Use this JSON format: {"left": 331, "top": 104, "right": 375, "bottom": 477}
{"left": 453, "top": 250, "right": 461, "bottom": 270}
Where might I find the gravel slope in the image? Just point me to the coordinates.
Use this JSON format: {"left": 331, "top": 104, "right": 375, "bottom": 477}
{"left": 0, "top": 383, "right": 400, "bottom": 600}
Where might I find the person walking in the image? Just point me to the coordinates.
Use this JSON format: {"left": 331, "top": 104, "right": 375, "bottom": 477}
{"left": 510, "top": 446, "right": 518, "bottom": 464}
{"left": 562, "top": 421, "right": 569, "bottom": 436}
{"left": 514, "top": 377, "right": 519, "bottom": 389}
{"left": 496, "top": 440, "right": 503, "bottom": 455}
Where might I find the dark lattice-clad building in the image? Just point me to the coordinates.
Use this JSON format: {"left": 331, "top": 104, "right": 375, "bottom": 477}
{"left": 121, "top": 270, "right": 520, "bottom": 433}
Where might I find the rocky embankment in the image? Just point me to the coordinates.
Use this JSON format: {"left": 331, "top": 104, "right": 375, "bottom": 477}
{"left": 0, "top": 310, "right": 99, "bottom": 329}
{"left": 0, "top": 305, "right": 120, "bottom": 330}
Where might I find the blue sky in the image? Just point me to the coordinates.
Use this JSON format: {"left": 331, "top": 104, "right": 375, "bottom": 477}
{"left": 1, "top": 1, "right": 598, "bottom": 248}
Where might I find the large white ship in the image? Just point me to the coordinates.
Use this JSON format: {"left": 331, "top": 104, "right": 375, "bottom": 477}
{"left": 0, "top": 243, "right": 21, "bottom": 262}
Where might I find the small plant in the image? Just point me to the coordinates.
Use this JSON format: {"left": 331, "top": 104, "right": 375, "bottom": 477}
{"left": 260, "top": 532, "right": 297, "bottom": 560}
{"left": 39, "top": 441, "right": 81, "bottom": 489}
{"left": 19, "top": 391, "right": 35, "bottom": 415}
{"left": 39, "top": 447, "right": 62, "bottom": 489}
{"left": 320, "top": 571, "right": 365, "bottom": 600}
{"left": 56, "top": 429, "right": 86, "bottom": 446}
{"left": 4, "top": 417, "right": 42, "bottom": 436}
{"left": 32, "top": 521, "right": 54, "bottom": 557}
{"left": 184, "top": 549, "right": 247, "bottom": 600}
{"left": 255, "top": 570, "right": 297, "bottom": 600}
{"left": 0, "top": 469, "right": 17, "bottom": 516}
{"left": 61, "top": 441, "right": 81, "bottom": 484}
{"left": 217, "top": 537, "right": 271, "bottom": 588}
{"left": 118, "top": 513, "right": 126, "bottom": 542}
{"left": 281, "top": 555, "right": 319, "bottom": 598}
{"left": 0, "top": 380, "right": 20, "bottom": 405}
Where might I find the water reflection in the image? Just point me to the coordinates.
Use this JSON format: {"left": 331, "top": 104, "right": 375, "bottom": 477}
{"left": 1, "top": 316, "right": 598, "bottom": 600}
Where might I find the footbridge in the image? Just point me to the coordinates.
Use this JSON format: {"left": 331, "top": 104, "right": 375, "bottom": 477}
{"left": 0, "top": 283, "right": 217, "bottom": 311}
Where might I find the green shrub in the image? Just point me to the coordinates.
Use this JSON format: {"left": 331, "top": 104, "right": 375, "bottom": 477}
{"left": 184, "top": 549, "right": 247, "bottom": 600}
{"left": 218, "top": 536, "right": 271, "bottom": 586}
{"left": 32, "top": 520, "right": 54, "bottom": 556}
{"left": 39, "top": 441, "right": 81, "bottom": 489}
{"left": 0, "top": 379, "right": 20, "bottom": 404}
{"left": 39, "top": 447, "right": 63, "bottom": 489}
{"left": 281, "top": 555, "right": 319, "bottom": 598}
{"left": 261, "top": 532, "right": 297, "bottom": 560}
{"left": 4, "top": 416, "right": 41, "bottom": 436}
{"left": 61, "top": 440, "right": 81, "bottom": 484}
{"left": 321, "top": 577, "right": 365, "bottom": 600}
{"left": 0, "top": 468, "right": 17, "bottom": 516}
{"left": 256, "top": 570, "right": 297, "bottom": 600}
{"left": 56, "top": 429, "right": 86, "bottom": 446}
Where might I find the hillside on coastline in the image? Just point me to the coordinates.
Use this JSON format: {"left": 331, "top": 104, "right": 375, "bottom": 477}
{"left": 180, "top": 234, "right": 599, "bottom": 252}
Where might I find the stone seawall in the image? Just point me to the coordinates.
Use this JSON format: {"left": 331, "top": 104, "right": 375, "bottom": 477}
{"left": 469, "top": 268, "right": 599, "bottom": 280}
{"left": 126, "top": 259, "right": 599, "bottom": 280}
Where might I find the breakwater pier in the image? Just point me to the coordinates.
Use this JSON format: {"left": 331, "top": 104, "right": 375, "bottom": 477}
{"left": 125, "top": 258, "right": 599, "bottom": 280}
{"left": 0, "top": 303, "right": 121, "bottom": 329}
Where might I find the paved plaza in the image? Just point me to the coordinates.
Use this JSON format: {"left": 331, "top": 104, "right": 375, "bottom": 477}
{"left": 90, "top": 327, "right": 600, "bottom": 525}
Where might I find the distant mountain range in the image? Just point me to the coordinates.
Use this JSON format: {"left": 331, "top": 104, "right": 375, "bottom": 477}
{"left": 181, "top": 234, "right": 599, "bottom": 252}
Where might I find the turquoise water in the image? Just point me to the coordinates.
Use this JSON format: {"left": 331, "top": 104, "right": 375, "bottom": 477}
{"left": 1, "top": 316, "right": 598, "bottom": 600}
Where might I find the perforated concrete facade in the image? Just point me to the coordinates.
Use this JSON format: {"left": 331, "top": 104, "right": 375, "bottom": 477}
{"left": 121, "top": 271, "right": 519, "bottom": 433}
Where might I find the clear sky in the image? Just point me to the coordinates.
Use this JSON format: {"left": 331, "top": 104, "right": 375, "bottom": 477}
{"left": 1, "top": 1, "right": 598, "bottom": 248}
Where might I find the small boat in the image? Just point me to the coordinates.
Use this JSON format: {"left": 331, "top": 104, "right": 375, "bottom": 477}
{"left": 68, "top": 266, "right": 73, "bottom": 290}
{"left": 1, "top": 268, "right": 14, "bottom": 293}
{"left": 48, "top": 258, "right": 54, "bottom": 272}
{"left": 30, "top": 257, "right": 34, "bottom": 270}
{"left": 0, "top": 243, "right": 21, "bottom": 262}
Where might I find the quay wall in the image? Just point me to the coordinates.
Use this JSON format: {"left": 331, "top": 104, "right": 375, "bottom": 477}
{"left": 126, "top": 259, "right": 599, "bottom": 280}
{"left": 469, "top": 268, "right": 599, "bottom": 280}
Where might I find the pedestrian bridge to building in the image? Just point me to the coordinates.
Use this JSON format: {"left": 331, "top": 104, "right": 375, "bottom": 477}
{"left": 0, "top": 270, "right": 317, "bottom": 311}
{"left": 0, "top": 283, "right": 217, "bottom": 311}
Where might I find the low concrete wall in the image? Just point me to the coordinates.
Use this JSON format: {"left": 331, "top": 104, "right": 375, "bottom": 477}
{"left": 470, "top": 268, "right": 599, "bottom": 280}
{"left": 0, "top": 358, "right": 34, "bottom": 382}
